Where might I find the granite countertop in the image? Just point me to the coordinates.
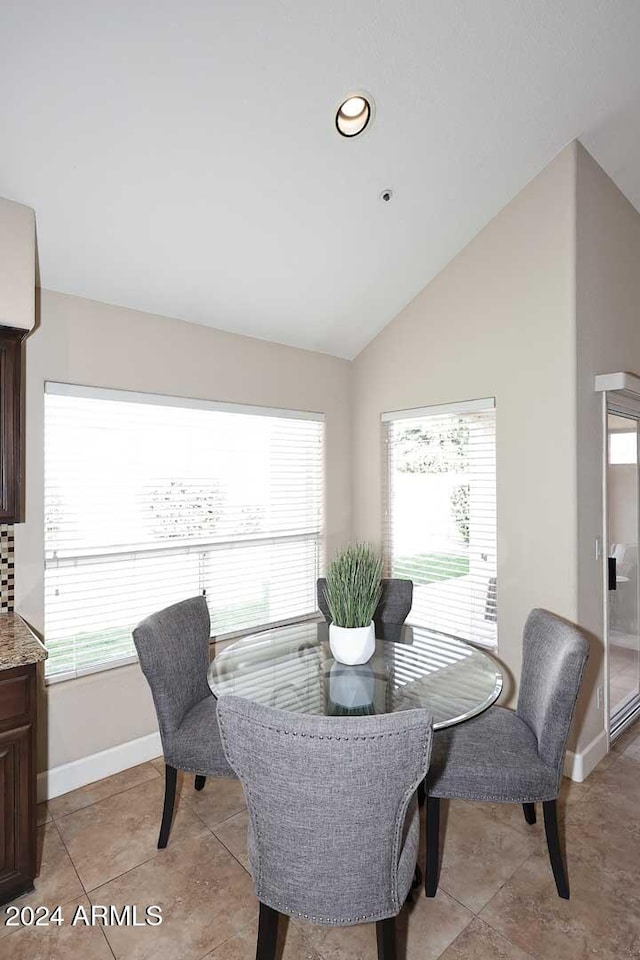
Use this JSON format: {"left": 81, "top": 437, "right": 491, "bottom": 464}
{"left": 0, "top": 613, "right": 48, "bottom": 671}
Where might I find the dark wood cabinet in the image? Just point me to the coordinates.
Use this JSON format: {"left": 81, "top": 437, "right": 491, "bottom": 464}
{"left": 0, "top": 663, "right": 36, "bottom": 905}
{"left": 0, "top": 326, "right": 25, "bottom": 524}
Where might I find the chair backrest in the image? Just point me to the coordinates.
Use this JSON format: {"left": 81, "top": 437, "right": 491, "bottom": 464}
{"left": 516, "top": 609, "right": 589, "bottom": 776}
{"left": 374, "top": 578, "right": 413, "bottom": 628}
{"left": 317, "top": 578, "right": 413, "bottom": 628}
{"left": 217, "top": 697, "right": 432, "bottom": 924}
{"left": 316, "top": 578, "right": 332, "bottom": 621}
{"left": 133, "top": 596, "right": 211, "bottom": 747}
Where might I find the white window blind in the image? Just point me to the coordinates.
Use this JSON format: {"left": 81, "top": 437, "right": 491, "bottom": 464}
{"left": 44, "top": 383, "right": 325, "bottom": 681}
{"left": 383, "top": 398, "right": 497, "bottom": 647}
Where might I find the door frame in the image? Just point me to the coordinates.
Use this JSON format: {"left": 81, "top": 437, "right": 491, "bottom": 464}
{"left": 600, "top": 391, "right": 611, "bottom": 746}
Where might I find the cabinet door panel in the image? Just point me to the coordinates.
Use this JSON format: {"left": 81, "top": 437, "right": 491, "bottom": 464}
{"left": 0, "top": 736, "right": 16, "bottom": 871}
{"left": 0, "top": 327, "right": 24, "bottom": 523}
{"left": 0, "top": 725, "right": 33, "bottom": 887}
{"left": 0, "top": 675, "right": 29, "bottom": 724}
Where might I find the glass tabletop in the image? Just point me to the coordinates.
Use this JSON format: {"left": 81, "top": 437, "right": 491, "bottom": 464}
{"left": 208, "top": 621, "right": 503, "bottom": 729}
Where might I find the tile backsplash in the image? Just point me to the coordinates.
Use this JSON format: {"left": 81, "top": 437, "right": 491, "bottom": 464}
{"left": 0, "top": 524, "right": 15, "bottom": 612}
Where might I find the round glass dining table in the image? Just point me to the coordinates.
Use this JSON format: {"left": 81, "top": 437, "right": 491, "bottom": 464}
{"left": 208, "top": 620, "right": 502, "bottom": 729}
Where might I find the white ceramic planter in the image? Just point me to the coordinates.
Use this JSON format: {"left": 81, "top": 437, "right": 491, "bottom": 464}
{"left": 329, "top": 621, "right": 375, "bottom": 665}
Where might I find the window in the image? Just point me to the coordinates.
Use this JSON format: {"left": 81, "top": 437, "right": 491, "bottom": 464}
{"left": 609, "top": 427, "right": 638, "bottom": 465}
{"left": 383, "top": 397, "right": 497, "bottom": 647}
{"left": 44, "top": 383, "right": 324, "bottom": 681}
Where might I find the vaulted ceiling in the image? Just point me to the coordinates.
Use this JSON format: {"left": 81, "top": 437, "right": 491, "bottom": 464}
{"left": 2, "top": 1, "right": 640, "bottom": 358}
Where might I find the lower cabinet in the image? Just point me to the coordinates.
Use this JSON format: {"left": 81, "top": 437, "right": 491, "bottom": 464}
{"left": 0, "top": 664, "right": 36, "bottom": 905}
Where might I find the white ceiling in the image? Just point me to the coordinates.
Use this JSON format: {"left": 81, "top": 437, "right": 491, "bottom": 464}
{"left": 2, "top": 1, "right": 640, "bottom": 359}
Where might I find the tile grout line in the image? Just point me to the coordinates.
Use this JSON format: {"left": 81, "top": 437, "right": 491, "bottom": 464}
{"left": 42, "top": 820, "right": 118, "bottom": 959}
{"left": 49, "top": 817, "right": 90, "bottom": 903}
{"left": 435, "top": 885, "right": 479, "bottom": 917}
{"left": 97, "top": 922, "right": 118, "bottom": 960}
{"left": 435, "top": 800, "right": 546, "bottom": 917}
{"left": 205, "top": 818, "right": 252, "bottom": 877}
{"left": 187, "top": 800, "right": 332, "bottom": 960}
{"left": 55, "top": 805, "right": 172, "bottom": 895}
{"left": 58, "top": 777, "right": 240, "bottom": 897}
{"left": 0, "top": 820, "right": 81, "bottom": 943}
{"left": 53, "top": 775, "right": 203, "bottom": 893}
{"left": 50, "top": 764, "right": 161, "bottom": 824}
{"left": 84, "top": 845, "right": 181, "bottom": 897}
{"left": 438, "top": 915, "right": 543, "bottom": 960}
{"left": 191, "top": 917, "right": 331, "bottom": 960}
{"left": 210, "top": 838, "right": 250, "bottom": 877}
{"left": 82, "top": 814, "right": 214, "bottom": 897}
{"left": 427, "top": 899, "right": 475, "bottom": 960}
{"left": 83, "top": 821, "right": 255, "bottom": 960}
{"left": 476, "top": 850, "right": 545, "bottom": 960}
{"left": 192, "top": 922, "right": 251, "bottom": 960}
{"left": 188, "top": 801, "right": 247, "bottom": 829}
{"left": 188, "top": 805, "right": 335, "bottom": 960}
{"left": 186, "top": 797, "right": 252, "bottom": 875}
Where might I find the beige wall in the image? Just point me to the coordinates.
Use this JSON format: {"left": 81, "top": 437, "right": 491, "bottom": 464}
{"left": 0, "top": 196, "right": 35, "bottom": 330}
{"left": 351, "top": 146, "right": 579, "bottom": 720}
{"left": 575, "top": 143, "right": 640, "bottom": 750}
{"left": 15, "top": 290, "right": 351, "bottom": 770}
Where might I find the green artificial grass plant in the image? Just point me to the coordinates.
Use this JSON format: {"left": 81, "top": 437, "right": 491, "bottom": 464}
{"left": 324, "top": 544, "right": 383, "bottom": 628}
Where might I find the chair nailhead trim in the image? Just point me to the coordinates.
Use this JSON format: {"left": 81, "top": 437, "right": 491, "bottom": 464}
{"left": 260, "top": 723, "right": 415, "bottom": 741}
{"left": 264, "top": 899, "right": 398, "bottom": 924}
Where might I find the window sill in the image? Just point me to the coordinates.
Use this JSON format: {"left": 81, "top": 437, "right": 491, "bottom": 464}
{"left": 44, "top": 613, "right": 324, "bottom": 685}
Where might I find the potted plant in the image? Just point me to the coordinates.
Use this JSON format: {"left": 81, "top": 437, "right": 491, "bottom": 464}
{"left": 323, "top": 544, "right": 383, "bottom": 665}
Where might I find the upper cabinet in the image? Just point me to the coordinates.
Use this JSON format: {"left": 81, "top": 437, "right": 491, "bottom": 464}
{"left": 0, "top": 197, "right": 35, "bottom": 523}
{"left": 0, "top": 327, "right": 25, "bottom": 522}
{"left": 0, "top": 198, "right": 35, "bottom": 333}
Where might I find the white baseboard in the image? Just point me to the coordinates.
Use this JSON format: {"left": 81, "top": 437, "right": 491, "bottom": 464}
{"left": 37, "top": 724, "right": 608, "bottom": 800}
{"left": 564, "top": 728, "right": 608, "bottom": 782}
{"left": 38, "top": 732, "right": 162, "bottom": 802}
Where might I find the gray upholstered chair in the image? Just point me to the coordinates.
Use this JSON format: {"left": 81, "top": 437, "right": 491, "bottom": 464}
{"left": 317, "top": 577, "right": 414, "bottom": 632}
{"left": 132, "top": 596, "right": 235, "bottom": 849}
{"left": 425, "top": 608, "right": 588, "bottom": 900}
{"left": 217, "top": 696, "right": 433, "bottom": 960}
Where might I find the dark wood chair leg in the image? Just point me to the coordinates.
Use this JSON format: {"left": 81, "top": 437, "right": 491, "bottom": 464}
{"left": 543, "top": 799, "right": 569, "bottom": 899}
{"left": 158, "top": 764, "right": 177, "bottom": 849}
{"left": 256, "top": 902, "right": 280, "bottom": 960}
{"left": 425, "top": 796, "right": 440, "bottom": 898}
{"left": 195, "top": 775, "right": 206, "bottom": 791}
{"left": 376, "top": 916, "right": 396, "bottom": 960}
{"left": 522, "top": 802, "right": 536, "bottom": 825}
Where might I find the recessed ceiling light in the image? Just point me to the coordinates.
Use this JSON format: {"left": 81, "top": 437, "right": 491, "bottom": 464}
{"left": 336, "top": 95, "right": 372, "bottom": 138}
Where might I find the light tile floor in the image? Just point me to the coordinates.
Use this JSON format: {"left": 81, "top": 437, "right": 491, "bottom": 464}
{"left": 2, "top": 722, "right": 640, "bottom": 959}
